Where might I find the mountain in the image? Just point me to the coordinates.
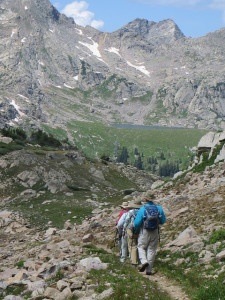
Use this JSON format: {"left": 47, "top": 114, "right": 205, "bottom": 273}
{"left": 1, "top": 0, "right": 225, "bottom": 132}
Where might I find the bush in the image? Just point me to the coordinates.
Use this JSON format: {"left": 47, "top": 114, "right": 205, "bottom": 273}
{"left": 30, "top": 129, "right": 62, "bottom": 147}
{"left": 208, "top": 229, "right": 225, "bottom": 244}
{"left": 1, "top": 127, "right": 27, "bottom": 141}
{"left": 15, "top": 260, "right": 25, "bottom": 269}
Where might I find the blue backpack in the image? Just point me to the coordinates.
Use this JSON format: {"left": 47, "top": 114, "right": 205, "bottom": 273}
{"left": 143, "top": 204, "right": 159, "bottom": 231}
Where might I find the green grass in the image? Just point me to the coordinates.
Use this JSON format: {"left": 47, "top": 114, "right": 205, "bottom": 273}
{"left": 83, "top": 245, "right": 172, "bottom": 300}
{"left": 2, "top": 147, "right": 139, "bottom": 229}
{"left": 8, "top": 191, "right": 94, "bottom": 229}
{"left": 67, "top": 120, "right": 207, "bottom": 170}
{"left": 208, "top": 229, "right": 225, "bottom": 244}
{"left": 0, "top": 284, "right": 31, "bottom": 300}
{"left": 0, "top": 141, "right": 23, "bottom": 155}
{"left": 15, "top": 260, "right": 25, "bottom": 269}
{"left": 156, "top": 249, "right": 225, "bottom": 300}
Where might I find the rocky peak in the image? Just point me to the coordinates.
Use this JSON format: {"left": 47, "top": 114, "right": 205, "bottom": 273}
{"left": 116, "top": 18, "right": 185, "bottom": 45}
{"left": 0, "top": 0, "right": 69, "bottom": 31}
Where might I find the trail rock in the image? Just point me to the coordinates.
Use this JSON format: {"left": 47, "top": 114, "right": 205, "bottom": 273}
{"left": 78, "top": 257, "right": 108, "bottom": 271}
{"left": 167, "top": 226, "right": 202, "bottom": 248}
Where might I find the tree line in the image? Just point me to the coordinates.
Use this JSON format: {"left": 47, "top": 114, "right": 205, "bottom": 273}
{"left": 115, "top": 145, "right": 180, "bottom": 177}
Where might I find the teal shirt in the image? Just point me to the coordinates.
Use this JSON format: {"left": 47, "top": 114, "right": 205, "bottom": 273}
{"left": 134, "top": 201, "right": 166, "bottom": 232}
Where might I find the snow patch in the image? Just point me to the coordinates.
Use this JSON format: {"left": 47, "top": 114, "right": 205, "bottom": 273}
{"left": 78, "top": 39, "right": 105, "bottom": 63}
{"left": 74, "top": 75, "right": 79, "bottom": 81}
{"left": 10, "top": 100, "right": 25, "bottom": 117}
{"left": 25, "top": 6, "right": 28, "bottom": 10}
{"left": 21, "top": 37, "right": 26, "bottom": 43}
{"left": 64, "top": 83, "right": 74, "bottom": 89}
{"left": 49, "top": 29, "right": 54, "bottom": 33}
{"left": 38, "top": 61, "right": 45, "bottom": 66}
{"left": 17, "top": 94, "right": 30, "bottom": 103}
{"left": 105, "top": 47, "right": 121, "bottom": 57}
{"left": 75, "top": 28, "right": 83, "bottom": 35}
{"left": 126, "top": 60, "right": 150, "bottom": 77}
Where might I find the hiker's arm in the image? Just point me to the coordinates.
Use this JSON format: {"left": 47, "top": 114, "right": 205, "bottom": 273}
{"left": 134, "top": 207, "right": 144, "bottom": 231}
{"left": 157, "top": 206, "right": 166, "bottom": 224}
{"left": 122, "top": 211, "right": 132, "bottom": 233}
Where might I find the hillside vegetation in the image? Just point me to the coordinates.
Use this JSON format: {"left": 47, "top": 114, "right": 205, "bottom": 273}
{"left": 0, "top": 127, "right": 156, "bottom": 228}
{"left": 43, "top": 121, "right": 207, "bottom": 175}
{"left": 1, "top": 127, "right": 225, "bottom": 299}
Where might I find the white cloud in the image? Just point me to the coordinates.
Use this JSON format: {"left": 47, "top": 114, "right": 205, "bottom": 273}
{"left": 90, "top": 19, "right": 104, "bottom": 29}
{"left": 61, "top": 1, "right": 104, "bottom": 29}
{"left": 209, "top": 0, "right": 225, "bottom": 9}
{"left": 209, "top": 0, "right": 225, "bottom": 23}
{"left": 135, "top": 0, "right": 202, "bottom": 5}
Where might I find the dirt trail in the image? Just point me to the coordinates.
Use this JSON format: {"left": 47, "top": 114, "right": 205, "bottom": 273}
{"left": 102, "top": 244, "right": 190, "bottom": 300}
{"left": 144, "top": 272, "right": 190, "bottom": 300}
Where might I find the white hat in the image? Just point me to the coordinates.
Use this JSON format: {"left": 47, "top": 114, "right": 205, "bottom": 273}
{"left": 119, "top": 201, "right": 129, "bottom": 208}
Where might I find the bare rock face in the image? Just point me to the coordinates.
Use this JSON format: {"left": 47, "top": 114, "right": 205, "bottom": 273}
{"left": 0, "top": 0, "right": 225, "bottom": 130}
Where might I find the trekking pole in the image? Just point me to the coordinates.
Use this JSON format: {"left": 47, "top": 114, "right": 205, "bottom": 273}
{"left": 158, "top": 226, "right": 160, "bottom": 244}
{"left": 114, "top": 228, "right": 119, "bottom": 248}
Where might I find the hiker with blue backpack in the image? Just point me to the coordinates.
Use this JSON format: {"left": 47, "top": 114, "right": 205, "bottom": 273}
{"left": 134, "top": 192, "right": 166, "bottom": 275}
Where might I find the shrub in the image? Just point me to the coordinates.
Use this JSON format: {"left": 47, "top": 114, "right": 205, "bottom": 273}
{"left": 208, "top": 229, "right": 225, "bottom": 244}
{"left": 30, "top": 129, "right": 62, "bottom": 147}
{"left": 15, "top": 260, "right": 25, "bottom": 269}
{"left": 1, "top": 127, "right": 27, "bottom": 141}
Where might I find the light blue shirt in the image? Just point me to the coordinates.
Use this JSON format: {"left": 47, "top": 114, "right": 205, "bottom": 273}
{"left": 134, "top": 201, "right": 166, "bottom": 232}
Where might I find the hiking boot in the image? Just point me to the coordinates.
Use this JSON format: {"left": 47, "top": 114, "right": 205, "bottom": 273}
{"left": 146, "top": 268, "right": 157, "bottom": 275}
{"left": 146, "top": 271, "right": 152, "bottom": 276}
{"left": 138, "top": 262, "right": 149, "bottom": 272}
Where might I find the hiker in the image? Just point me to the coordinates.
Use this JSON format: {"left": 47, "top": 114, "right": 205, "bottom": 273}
{"left": 117, "top": 202, "right": 137, "bottom": 263}
{"left": 134, "top": 192, "right": 166, "bottom": 275}
{"left": 116, "top": 202, "right": 129, "bottom": 225}
{"left": 122, "top": 201, "right": 142, "bottom": 265}
{"left": 116, "top": 202, "right": 129, "bottom": 253}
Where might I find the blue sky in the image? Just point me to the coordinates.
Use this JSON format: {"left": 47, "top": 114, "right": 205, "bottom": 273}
{"left": 51, "top": 0, "right": 225, "bottom": 38}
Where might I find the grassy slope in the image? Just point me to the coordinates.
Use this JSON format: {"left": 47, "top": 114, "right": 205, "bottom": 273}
{"left": 43, "top": 121, "right": 207, "bottom": 170}
{"left": 1, "top": 147, "right": 140, "bottom": 229}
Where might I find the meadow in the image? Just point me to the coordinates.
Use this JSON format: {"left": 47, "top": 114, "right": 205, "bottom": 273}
{"left": 44, "top": 121, "right": 207, "bottom": 171}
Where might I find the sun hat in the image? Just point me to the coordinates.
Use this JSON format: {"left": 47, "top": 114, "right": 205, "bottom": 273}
{"left": 119, "top": 201, "right": 129, "bottom": 208}
{"left": 127, "top": 201, "right": 142, "bottom": 209}
{"left": 143, "top": 192, "right": 156, "bottom": 202}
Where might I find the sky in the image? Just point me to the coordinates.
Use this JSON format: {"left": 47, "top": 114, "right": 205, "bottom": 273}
{"left": 50, "top": 0, "right": 225, "bottom": 38}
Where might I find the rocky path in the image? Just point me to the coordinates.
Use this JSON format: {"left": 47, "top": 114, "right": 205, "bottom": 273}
{"left": 104, "top": 243, "right": 190, "bottom": 300}
{"left": 145, "top": 272, "right": 190, "bottom": 300}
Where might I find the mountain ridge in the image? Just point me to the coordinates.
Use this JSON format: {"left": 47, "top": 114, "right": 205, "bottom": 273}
{"left": 0, "top": 0, "right": 225, "bottom": 132}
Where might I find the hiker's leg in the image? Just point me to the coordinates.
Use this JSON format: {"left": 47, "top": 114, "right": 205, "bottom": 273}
{"left": 120, "top": 234, "right": 128, "bottom": 262}
{"left": 146, "top": 230, "right": 158, "bottom": 273}
{"left": 127, "top": 228, "right": 138, "bottom": 265}
{"left": 137, "top": 229, "right": 150, "bottom": 264}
